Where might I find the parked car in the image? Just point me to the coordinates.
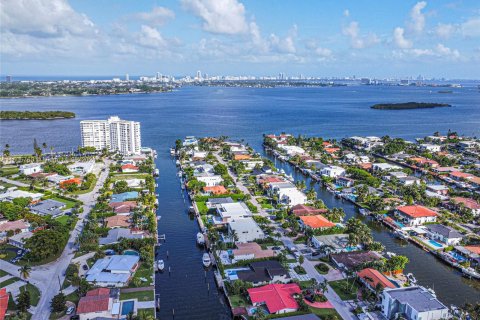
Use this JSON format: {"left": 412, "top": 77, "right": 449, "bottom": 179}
{"left": 66, "top": 306, "right": 75, "bottom": 315}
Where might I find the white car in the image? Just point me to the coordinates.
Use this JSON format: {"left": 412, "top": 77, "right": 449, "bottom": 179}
{"left": 66, "top": 306, "right": 75, "bottom": 315}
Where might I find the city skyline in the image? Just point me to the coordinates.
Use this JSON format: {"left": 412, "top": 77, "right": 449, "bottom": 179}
{"left": 1, "top": 0, "right": 480, "bottom": 78}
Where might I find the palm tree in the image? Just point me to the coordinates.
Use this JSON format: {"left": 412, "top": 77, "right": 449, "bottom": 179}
{"left": 3, "top": 144, "right": 10, "bottom": 157}
{"left": 19, "top": 264, "right": 31, "bottom": 280}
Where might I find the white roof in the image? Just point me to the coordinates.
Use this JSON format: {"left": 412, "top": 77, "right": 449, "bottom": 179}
{"left": 228, "top": 217, "right": 265, "bottom": 242}
{"left": 218, "top": 202, "right": 251, "bottom": 219}
{"left": 0, "top": 190, "right": 43, "bottom": 201}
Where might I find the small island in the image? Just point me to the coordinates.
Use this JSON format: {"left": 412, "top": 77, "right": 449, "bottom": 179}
{"left": 371, "top": 102, "right": 451, "bottom": 110}
{"left": 0, "top": 110, "right": 76, "bottom": 120}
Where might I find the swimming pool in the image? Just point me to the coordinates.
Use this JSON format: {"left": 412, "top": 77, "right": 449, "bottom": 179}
{"left": 123, "top": 250, "right": 139, "bottom": 256}
{"left": 225, "top": 268, "right": 250, "bottom": 280}
{"left": 449, "top": 252, "right": 466, "bottom": 262}
{"left": 121, "top": 301, "right": 135, "bottom": 316}
{"left": 428, "top": 240, "right": 443, "bottom": 248}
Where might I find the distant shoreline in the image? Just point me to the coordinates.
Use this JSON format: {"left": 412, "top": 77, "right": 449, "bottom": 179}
{"left": 371, "top": 102, "right": 452, "bottom": 110}
{"left": 0, "top": 110, "right": 76, "bottom": 120}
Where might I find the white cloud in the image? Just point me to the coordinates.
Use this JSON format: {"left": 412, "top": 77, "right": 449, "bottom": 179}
{"left": 435, "top": 23, "right": 455, "bottom": 39}
{"left": 461, "top": 17, "right": 480, "bottom": 38}
{"left": 181, "top": 0, "right": 249, "bottom": 35}
{"left": 393, "top": 27, "right": 412, "bottom": 49}
{"left": 343, "top": 9, "right": 350, "bottom": 17}
{"left": 342, "top": 21, "right": 379, "bottom": 49}
{"left": 408, "top": 1, "right": 427, "bottom": 33}
{"left": 133, "top": 7, "right": 175, "bottom": 27}
{"left": 435, "top": 43, "right": 460, "bottom": 59}
{"left": 0, "top": 0, "right": 97, "bottom": 38}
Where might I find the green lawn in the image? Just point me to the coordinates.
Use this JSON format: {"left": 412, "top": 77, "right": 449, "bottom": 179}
{"left": 0, "top": 269, "right": 7, "bottom": 277}
{"left": 298, "top": 279, "right": 316, "bottom": 290}
{"left": 111, "top": 173, "right": 149, "bottom": 180}
{"left": 55, "top": 215, "right": 71, "bottom": 225}
{"left": 129, "top": 263, "right": 153, "bottom": 288}
{"left": 310, "top": 307, "right": 342, "bottom": 319}
{"left": 196, "top": 201, "right": 208, "bottom": 214}
{"left": 47, "top": 195, "right": 79, "bottom": 209}
{"left": 0, "top": 166, "right": 19, "bottom": 177}
{"left": 315, "top": 263, "right": 330, "bottom": 275}
{"left": 0, "top": 277, "right": 20, "bottom": 288}
{"left": 328, "top": 278, "right": 360, "bottom": 301}
{"left": 120, "top": 290, "right": 154, "bottom": 302}
{"left": 229, "top": 294, "right": 248, "bottom": 307}
{"left": 65, "top": 290, "right": 80, "bottom": 305}
{"left": 20, "top": 284, "right": 41, "bottom": 306}
{"left": 137, "top": 308, "right": 156, "bottom": 318}
{"left": 70, "top": 175, "right": 98, "bottom": 195}
{"left": 0, "top": 244, "right": 19, "bottom": 261}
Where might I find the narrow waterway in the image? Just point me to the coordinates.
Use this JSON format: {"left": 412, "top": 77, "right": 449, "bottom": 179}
{"left": 154, "top": 151, "right": 231, "bottom": 320}
{"left": 264, "top": 150, "right": 480, "bottom": 306}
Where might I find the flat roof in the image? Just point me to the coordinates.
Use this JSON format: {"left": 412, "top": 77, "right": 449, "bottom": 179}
{"left": 384, "top": 286, "right": 447, "bottom": 312}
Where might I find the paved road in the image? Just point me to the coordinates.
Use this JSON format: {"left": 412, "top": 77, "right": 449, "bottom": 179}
{"left": 0, "top": 177, "right": 29, "bottom": 187}
{"left": 214, "top": 152, "right": 357, "bottom": 319}
{"left": 30, "top": 162, "right": 111, "bottom": 320}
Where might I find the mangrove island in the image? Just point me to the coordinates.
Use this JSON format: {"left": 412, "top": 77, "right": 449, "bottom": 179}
{"left": 371, "top": 102, "right": 452, "bottom": 110}
{"left": 0, "top": 110, "right": 76, "bottom": 120}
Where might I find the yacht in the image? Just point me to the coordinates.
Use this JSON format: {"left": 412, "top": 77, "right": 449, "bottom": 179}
{"left": 202, "top": 253, "right": 211, "bottom": 267}
{"left": 359, "top": 208, "right": 370, "bottom": 216}
{"left": 461, "top": 267, "right": 480, "bottom": 280}
{"left": 170, "top": 148, "right": 176, "bottom": 156}
{"left": 406, "top": 273, "right": 417, "bottom": 284}
{"left": 394, "top": 229, "right": 410, "bottom": 241}
{"left": 157, "top": 260, "right": 165, "bottom": 271}
{"left": 175, "top": 160, "right": 181, "bottom": 166}
{"left": 385, "top": 252, "right": 397, "bottom": 258}
{"left": 154, "top": 169, "right": 159, "bottom": 177}
{"left": 196, "top": 232, "right": 205, "bottom": 245}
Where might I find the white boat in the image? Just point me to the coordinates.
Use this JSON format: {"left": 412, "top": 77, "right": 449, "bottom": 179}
{"left": 280, "top": 169, "right": 285, "bottom": 174}
{"left": 154, "top": 169, "right": 159, "bottom": 176}
{"left": 196, "top": 232, "right": 205, "bottom": 245}
{"left": 170, "top": 148, "right": 176, "bottom": 156}
{"left": 385, "top": 252, "right": 397, "bottom": 258}
{"left": 359, "top": 208, "right": 370, "bottom": 216}
{"left": 175, "top": 160, "right": 181, "bottom": 166}
{"left": 406, "top": 273, "right": 417, "bottom": 284}
{"left": 461, "top": 267, "right": 480, "bottom": 280}
{"left": 177, "top": 171, "right": 182, "bottom": 177}
{"left": 202, "top": 253, "right": 211, "bottom": 267}
{"left": 394, "top": 229, "right": 410, "bottom": 240}
{"left": 158, "top": 260, "right": 165, "bottom": 271}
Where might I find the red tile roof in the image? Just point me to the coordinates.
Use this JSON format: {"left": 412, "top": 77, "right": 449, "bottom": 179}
{"left": 121, "top": 164, "right": 139, "bottom": 171}
{"left": 449, "top": 171, "right": 473, "bottom": 179}
{"left": 0, "top": 220, "right": 28, "bottom": 232}
{"left": 291, "top": 204, "right": 328, "bottom": 216}
{"left": 451, "top": 197, "right": 480, "bottom": 210}
{"left": 203, "top": 185, "right": 228, "bottom": 195}
{"left": 464, "top": 245, "right": 480, "bottom": 255}
{"left": 248, "top": 284, "right": 301, "bottom": 314}
{"left": 59, "top": 178, "right": 82, "bottom": 188}
{"left": 77, "top": 288, "right": 110, "bottom": 314}
{"left": 397, "top": 205, "right": 437, "bottom": 218}
{"left": 300, "top": 215, "right": 336, "bottom": 229}
{"left": 234, "top": 154, "right": 252, "bottom": 160}
{"left": 0, "top": 288, "right": 8, "bottom": 320}
{"left": 357, "top": 268, "right": 396, "bottom": 290}
{"left": 105, "top": 215, "right": 130, "bottom": 228}
{"left": 109, "top": 201, "right": 137, "bottom": 214}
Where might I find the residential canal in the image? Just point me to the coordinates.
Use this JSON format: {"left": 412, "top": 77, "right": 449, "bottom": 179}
{"left": 154, "top": 151, "right": 231, "bottom": 320}
{"left": 264, "top": 150, "right": 480, "bottom": 306}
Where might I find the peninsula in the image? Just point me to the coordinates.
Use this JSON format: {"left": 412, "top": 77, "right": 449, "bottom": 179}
{"left": 0, "top": 110, "right": 76, "bottom": 120}
{"left": 371, "top": 102, "right": 451, "bottom": 110}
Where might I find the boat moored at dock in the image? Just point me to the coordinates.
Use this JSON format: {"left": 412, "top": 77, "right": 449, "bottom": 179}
{"left": 202, "top": 253, "right": 211, "bottom": 267}
{"left": 196, "top": 232, "right": 205, "bottom": 245}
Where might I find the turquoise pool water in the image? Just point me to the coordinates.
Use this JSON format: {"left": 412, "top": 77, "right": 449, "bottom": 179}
{"left": 121, "top": 301, "right": 135, "bottom": 315}
{"left": 429, "top": 240, "right": 443, "bottom": 248}
{"left": 123, "top": 250, "right": 139, "bottom": 256}
{"left": 449, "top": 252, "right": 466, "bottom": 262}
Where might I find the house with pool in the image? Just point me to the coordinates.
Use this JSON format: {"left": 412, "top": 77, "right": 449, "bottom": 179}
{"left": 85, "top": 255, "right": 140, "bottom": 287}
{"left": 395, "top": 205, "right": 438, "bottom": 226}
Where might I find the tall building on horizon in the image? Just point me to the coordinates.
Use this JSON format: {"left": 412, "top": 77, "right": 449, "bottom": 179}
{"left": 80, "top": 116, "right": 141, "bottom": 154}
{"left": 125, "top": 73, "right": 129, "bottom": 81}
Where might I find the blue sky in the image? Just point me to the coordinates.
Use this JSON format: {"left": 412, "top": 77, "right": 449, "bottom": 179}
{"left": 1, "top": 0, "right": 479, "bottom": 78}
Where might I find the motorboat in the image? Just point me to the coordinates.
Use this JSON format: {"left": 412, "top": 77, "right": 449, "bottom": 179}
{"left": 461, "top": 267, "right": 480, "bottom": 280}
{"left": 202, "top": 253, "right": 211, "bottom": 267}
{"left": 170, "top": 148, "right": 176, "bottom": 156}
{"left": 154, "top": 169, "right": 159, "bottom": 177}
{"left": 394, "top": 229, "right": 410, "bottom": 241}
{"left": 196, "top": 232, "right": 205, "bottom": 245}
{"left": 385, "top": 252, "right": 397, "bottom": 258}
{"left": 158, "top": 260, "right": 165, "bottom": 271}
{"left": 175, "top": 160, "right": 181, "bottom": 166}
{"left": 406, "top": 273, "right": 417, "bottom": 284}
{"left": 189, "top": 206, "right": 195, "bottom": 214}
{"left": 359, "top": 208, "right": 370, "bottom": 216}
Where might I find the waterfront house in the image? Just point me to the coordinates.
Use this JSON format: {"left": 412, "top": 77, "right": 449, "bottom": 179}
{"left": 59, "top": 177, "right": 82, "bottom": 189}
{"left": 77, "top": 288, "right": 119, "bottom": 320}
{"left": 227, "top": 217, "right": 265, "bottom": 243}
{"left": 381, "top": 286, "right": 449, "bottom": 320}
{"left": 196, "top": 174, "right": 223, "bottom": 187}
{"left": 110, "top": 191, "right": 139, "bottom": 203}
{"left": 183, "top": 136, "right": 198, "bottom": 146}
{"left": 85, "top": 255, "right": 139, "bottom": 287}
{"left": 247, "top": 283, "right": 301, "bottom": 314}
{"left": 290, "top": 204, "right": 328, "bottom": 217}
{"left": 357, "top": 268, "right": 396, "bottom": 292}
{"left": 229, "top": 242, "right": 275, "bottom": 263}
{"left": 19, "top": 163, "right": 42, "bottom": 176}
{"left": 426, "top": 224, "right": 463, "bottom": 245}
{"left": 203, "top": 185, "right": 228, "bottom": 195}
{"left": 206, "top": 197, "right": 234, "bottom": 209}
{"left": 99, "top": 228, "right": 144, "bottom": 245}
{"left": 29, "top": 199, "right": 66, "bottom": 218}
{"left": 450, "top": 197, "right": 480, "bottom": 216}
{"left": 454, "top": 245, "right": 480, "bottom": 267}
{"left": 299, "top": 215, "right": 335, "bottom": 230}
{"left": 8, "top": 231, "right": 33, "bottom": 249}
{"left": 398, "top": 176, "right": 421, "bottom": 186}
{"left": 331, "top": 251, "right": 382, "bottom": 271}
{"left": 0, "top": 220, "right": 30, "bottom": 242}
{"left": 121, "top": 164, "right": 139, "bottom": 173}
{"left": 336, "top": 176, "right": 354, "bottom": 187}
{"left": 409, "top": 157, "right": 439, "bottom": 169}
{"left": 47, "top": 174, "right": 74, "bottom": 185}
{"left": 395, "top": 205, "right": 438, "bottom": 226}
{"left": 233, "top": 154, "right": 252, "bottom": 161}
{"left": 105, "top": 215, "right": 130, "bottom": 228}
{"left": 217, "top": 202, "right": 251, "bottom": 223}
{"left": 268, "top": 182, "right": 307, "bottom": 206}
{"left": 419, "top": 143, "right": 442, "bottom": 153}
{"left": 240, "top": 159, "right": 264, "bottom": 170}
{"left": 311, "top": 234, "right": 359, "bottom": 253}
{"left": 237, "top": 260, "right": 289, "bottom": 285}
{"left": 386, "top": 171, "right": 408, "bottom": 181}
{"left": 108, "top": 201, "right": 138, "bottom": 215}
{"left": 320, "top": 165, "right": 345, "bottom": 178}
{"left": 278, "top": 145, "right": 305, "bottom": 156}
{"left": 426, "top": 184, "right": 449, "bottom": 195}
